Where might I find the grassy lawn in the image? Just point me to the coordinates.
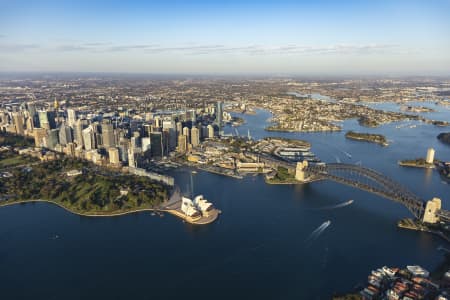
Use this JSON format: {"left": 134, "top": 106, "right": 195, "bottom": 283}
{"left": 0, "top": 156, "right": 29, "bottom": 168}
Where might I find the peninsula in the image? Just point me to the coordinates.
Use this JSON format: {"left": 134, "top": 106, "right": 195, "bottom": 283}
{"left": 345, "top": 131, "right": 388, "bottom": 146}
{"left": 398, "top": 158, "right": 436, "bottom": 169}
{"left": 0, "top": 149, "right": 170, "bottom": 216}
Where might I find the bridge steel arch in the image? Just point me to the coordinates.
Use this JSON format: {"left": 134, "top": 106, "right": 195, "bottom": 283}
{"left": 304, "top": 163, "right": 426, "bottom": 219}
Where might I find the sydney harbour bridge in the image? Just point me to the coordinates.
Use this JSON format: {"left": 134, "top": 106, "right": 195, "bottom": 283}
{"left": 256, "top": 154, "right": 449, "bottom": 223}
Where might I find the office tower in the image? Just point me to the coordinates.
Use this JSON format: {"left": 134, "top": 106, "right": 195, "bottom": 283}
{"left": 127, "top": 148, "right": 135, "bottom": 168}
{"left": 130, "top": 136, "right": 141, "bottom": 152}
{"left": 162, "top": 120, "right": 175, "bottom": 130}
{"left": 65, "top": 142, "right": 76, "bottom": 157}
{"left": 108, "top": 147, "right": 120, "bottom": 165}
{"left": 59, "top": 123, "right": 73, "bottom": 145}
{"left": 12, "top": 112, "right": 24, "bottom": 135}
{"left": 33, "top": 128, "right": 47, "bottom": 147}
{"left": 67, "top": 109, "right": 77, "bottom": 127}
{"left": 27, "top": 102, "right": 36, "bottom": 118}
{"left": 150, "top": 132, "right": 163, "bottom": 159}
{"left": 82, "top": 126, "right": 95, "bottom": 150}
{"left": 154, "top": 116, "right": 162, "bottom": 128}
{"left": 101, "top": 122, "right": 115, "bottom": 148}
{"left": 38, "top": 110, "right": 56, "bottom": 130}
{"left": 207, "top": 124, "right": 215, "bottom": 138}
{"left": 142, "top": 137, "right": 151, "bottom": 152}
{"left": 182, "top": 127, "right": 190, "bottom": 144}
{"left": 73, "top": 119, "right": 85, "bottom": 147}
{"left": 216, "top": 101, "right": 223, "bottom": 132}
{"left": 143, "top": 124, "right": 152, "bottom": 137}
{"left": 426, "top": 148, "right": 435, "bottom": 164}
{"left": 177, "top": 134, "right": 187, "bottom": 153}
{"left": 176, "top": 121, "right": 182, "bottom": 136}
{"left": 46, "top": 129, "right": 59, "bottom": 149}
{"left": 186, "top": 109, "right": 196, "bottom": 122}
{"left": 191, "top": 127, "right": 200, "bottom": 147}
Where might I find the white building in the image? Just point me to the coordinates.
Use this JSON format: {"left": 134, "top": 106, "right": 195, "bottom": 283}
{"left": 193, "top": 195, "right": 213, "bottom": 213}
{"left": 426, "top": 148, "right": 435, "bottom": 164}
{"left": 181, "top": 197, "right": 201, "bottom": 217}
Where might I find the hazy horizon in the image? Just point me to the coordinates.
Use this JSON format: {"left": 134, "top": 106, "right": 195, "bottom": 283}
{"left": 1, "top": 0, "right": 450, "bottom": 75}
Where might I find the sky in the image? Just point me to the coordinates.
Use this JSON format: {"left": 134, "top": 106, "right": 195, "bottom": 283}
{"left": 1, "top": 0, "right": 450, "bottom": 75}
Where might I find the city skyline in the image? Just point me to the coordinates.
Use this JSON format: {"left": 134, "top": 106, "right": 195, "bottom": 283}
{"left": 1, "top": 0, "right": 450, "bottom": 75}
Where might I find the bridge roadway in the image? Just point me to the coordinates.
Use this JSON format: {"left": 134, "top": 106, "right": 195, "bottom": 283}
{"left": 254, "top": 153, "right": 449, "bottom": 221}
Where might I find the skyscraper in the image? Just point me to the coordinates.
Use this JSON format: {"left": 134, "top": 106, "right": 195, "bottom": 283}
{"left": 177, "top": 134, "right": 187, "bottom": 153}
{"left": 108, "top": 147, "right": 120, "bottom": 165}
{"left": 82, "top": 126, "right": 95, "bottom": 150}
{"left": 46, "top": 129, "right": 59, "bottom": 149}
{"left": 150, "top": 132, "right": 163, "bottom": 159}
{"left": 73, "top": 119, "right": 85, "bottom": 147}
{"left": 67, "top": 109, "right": 77, "bottom": 127}
{"left": 182, "top": 127, "right": 190, "bottom": 144}
{"left": 127, "top": 148, "right": 135, "bottom": 168}
{"left": 12, "top": 112, "right": 24, "bottom": 135}
{"left": 38, "top": 110, "right": 57, "bottom": 130}
{"left": 207, "top": 124, "right": 215, "bottom": 139}
{"left": 59, "top": 123, "right": 73, "bottom": 146}
{"left": 101, "top": 122, "right": 115, "bottom": 148}
{"left": 191, "top": 127, "right": 200, "bottom": 147}
{"left": 216, "top": 101, "right": 223, "bottom": 133}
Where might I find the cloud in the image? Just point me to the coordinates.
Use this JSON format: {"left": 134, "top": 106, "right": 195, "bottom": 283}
{"left": 107, "top": 44, "right": 158, "bottom": 52}
{"left": 0, "top": 43, "right": 39, "bottom": 52}
{"left": 0, "top": 41, "right": 404, "bottom": 56}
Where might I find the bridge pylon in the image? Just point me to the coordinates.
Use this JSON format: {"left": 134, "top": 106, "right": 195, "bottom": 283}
{"left": 423, "top": 197, "right": 441, "bottom": 224}
{"left": 295, "top": 161, "right": 309, "bottom": 182}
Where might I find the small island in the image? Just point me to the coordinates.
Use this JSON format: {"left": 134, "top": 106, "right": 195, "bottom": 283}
{"left": 345, "top": 131, "right": 388, "bottom": 146}
{"left": 400, "top": 105, "right": 435, "bottom": 113}
{"left": 398, "top": 158, "right": 436, "bottom": 169}
{"left": 438, "top": 132, "right": 450, "bottom": 145}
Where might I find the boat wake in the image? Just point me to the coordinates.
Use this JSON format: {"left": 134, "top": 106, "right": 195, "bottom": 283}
{"left": 305, "top": 220, "right": 331, "bottom": 244}
{"left": 311, "top": 199, "right": 354, "bottom": 211}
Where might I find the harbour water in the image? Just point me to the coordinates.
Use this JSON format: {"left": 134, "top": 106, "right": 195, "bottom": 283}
{"left": 0, "top": 106, "right": 449, "bottom": 299}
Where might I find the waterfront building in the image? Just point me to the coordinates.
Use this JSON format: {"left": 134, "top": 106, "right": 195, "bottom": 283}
{"left": 193, "top": 195, "right": 213, "bottom": 213}
{"left": 181, "top": 197, "right": 201, "bottom": 218}
{"left": 177, "top": 134, "right": 187, "bottom": 153}
{"left": 182, "top": 127, "right": 190, "bottom": 144}
{"left": 191, "top": 127, "right": 200, "bottom": 147}
{"left": 426, "top": 148, "right": 435, "bottom": 164}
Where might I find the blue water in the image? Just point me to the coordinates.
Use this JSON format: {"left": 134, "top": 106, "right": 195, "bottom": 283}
{"left": 0, "top": 108, "right": 449, "bottom": 299}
